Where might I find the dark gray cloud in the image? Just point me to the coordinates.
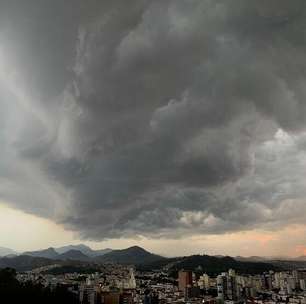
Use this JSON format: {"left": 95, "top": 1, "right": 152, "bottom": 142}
{"left": 1, "top": 0, "right": 306, "bottom": 239}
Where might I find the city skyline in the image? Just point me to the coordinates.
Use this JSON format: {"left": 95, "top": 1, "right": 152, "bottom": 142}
{"left": 1, "top": 1, "right": 306, "bottom": 258}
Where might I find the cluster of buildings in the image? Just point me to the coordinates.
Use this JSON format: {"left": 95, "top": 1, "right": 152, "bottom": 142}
{"left": 178, "top": 269, "right": 306, "bottom": 304}
{"left": 79, "top": 267, "right": 137, "bottom": 304}
{"left": 16, "top": 265, "right": 306, "bottom": 304}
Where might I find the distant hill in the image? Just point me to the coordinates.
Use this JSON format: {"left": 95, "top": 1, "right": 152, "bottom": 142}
{"left": 0, "top": 247, "right": 18, "bottom": 257}
{"left": 23, "top": 247, "right": 59, "bottom": 259}
{"left": 0, "top": 255, "right": 56, "bottom": 271}
{"left": 172, "top": 255, "right": 281, "bottom": 275}
{"left": 235, "top": 256, "right": 268, "bottom": 262}
{"left": 58, "top": 250, "right": 90, "bottom": 261}
{"left": 55, "top": 244, "right": 112, "bottom": 257}
{"left": 265, "top": 259, "right": 306, "bottom": 270}
{"left": 295, "top": 256, "right": 306, "bottom": 261}
{"left": 138, "top": 255, "right": 282, "bottom": 276}
{"left": 234, "top": 256, "right": 306, "bottom": 270}
{"left": 95, "top": 246, "right": 165, "bottom": 265}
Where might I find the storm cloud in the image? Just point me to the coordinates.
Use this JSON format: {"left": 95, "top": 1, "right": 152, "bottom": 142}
{"left": 1, "top": 0, "right": 306, "bottom": 239}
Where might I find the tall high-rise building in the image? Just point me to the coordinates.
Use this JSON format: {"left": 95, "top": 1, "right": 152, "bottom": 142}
{"left": 199, "top": 273, "right": 210, "bottom": 290}
{"left": 80, "top": 285, "right": 98, "bottom": 304}
{"left": 217, "top": 273, "right": 227, "bottom": 301}
{"left": 228, "top": 269, "right": 236, "bottom": 277}
{"left": 296, "top": 270, "right": 306, "bottom": 280}
{"left": 128, "top": 268, "right": 137, "bottom": 289}
{"left": 262, "top": 274, "right": 273, "bottom": 290}
{"left": 217, "top": 271, "right": 239, "bottom": 302}
{"left": 300, "top": 279, "right": 306, "bottom": 291}
{"left": 178, "top": 270, "right": 193, "bottom": 292}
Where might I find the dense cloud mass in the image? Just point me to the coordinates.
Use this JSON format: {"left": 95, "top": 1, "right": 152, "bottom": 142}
{"left": 1, "top": 0, "right": 306, "bottom": 239}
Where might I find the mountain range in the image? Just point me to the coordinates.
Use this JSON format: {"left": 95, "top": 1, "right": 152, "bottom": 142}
{"left": 54, "top": 244, "right": 112, "bottom": 257}
{"left": 21, "top": 245, "right": 162, "bottom": 264}
{"left": 3, "top": 244, "right": 306, "bottom": 262}
{"left": 3, "top": 245, "right": 306, "bottom": 261}
{"left": 23, "top": 247, "right": 59, "bottom": 259}
{"left": 0, "top": 244, "right": 112, "bottom": 258}
{"left": 0, "top": 246, "right": 163, "bottom": 271}
{"left": 0, "top": 245, "right": 299, "bottom": 275}
{"left": 22, "top": 244, "right": 112, "bottom": 259}
{"left": 1, "top": 245, "right": 306, "bottom": 274}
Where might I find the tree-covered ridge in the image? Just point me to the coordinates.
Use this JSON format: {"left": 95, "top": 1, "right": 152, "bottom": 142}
{"left": 137, "top": 255, "right": 282, "bottom": 276}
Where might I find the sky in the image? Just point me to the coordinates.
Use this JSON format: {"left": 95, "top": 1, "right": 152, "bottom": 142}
{"left": 1, "top": 0, "right": 306, "bottom": 257}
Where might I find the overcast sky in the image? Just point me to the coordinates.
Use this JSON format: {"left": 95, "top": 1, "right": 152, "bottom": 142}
{"left": 1, "top": 0, "right": 306, "bottom": 256}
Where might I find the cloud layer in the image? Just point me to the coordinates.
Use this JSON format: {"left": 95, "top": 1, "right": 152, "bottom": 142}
{"left": 1, "top": 0, "right": 306, "bottom": 240}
